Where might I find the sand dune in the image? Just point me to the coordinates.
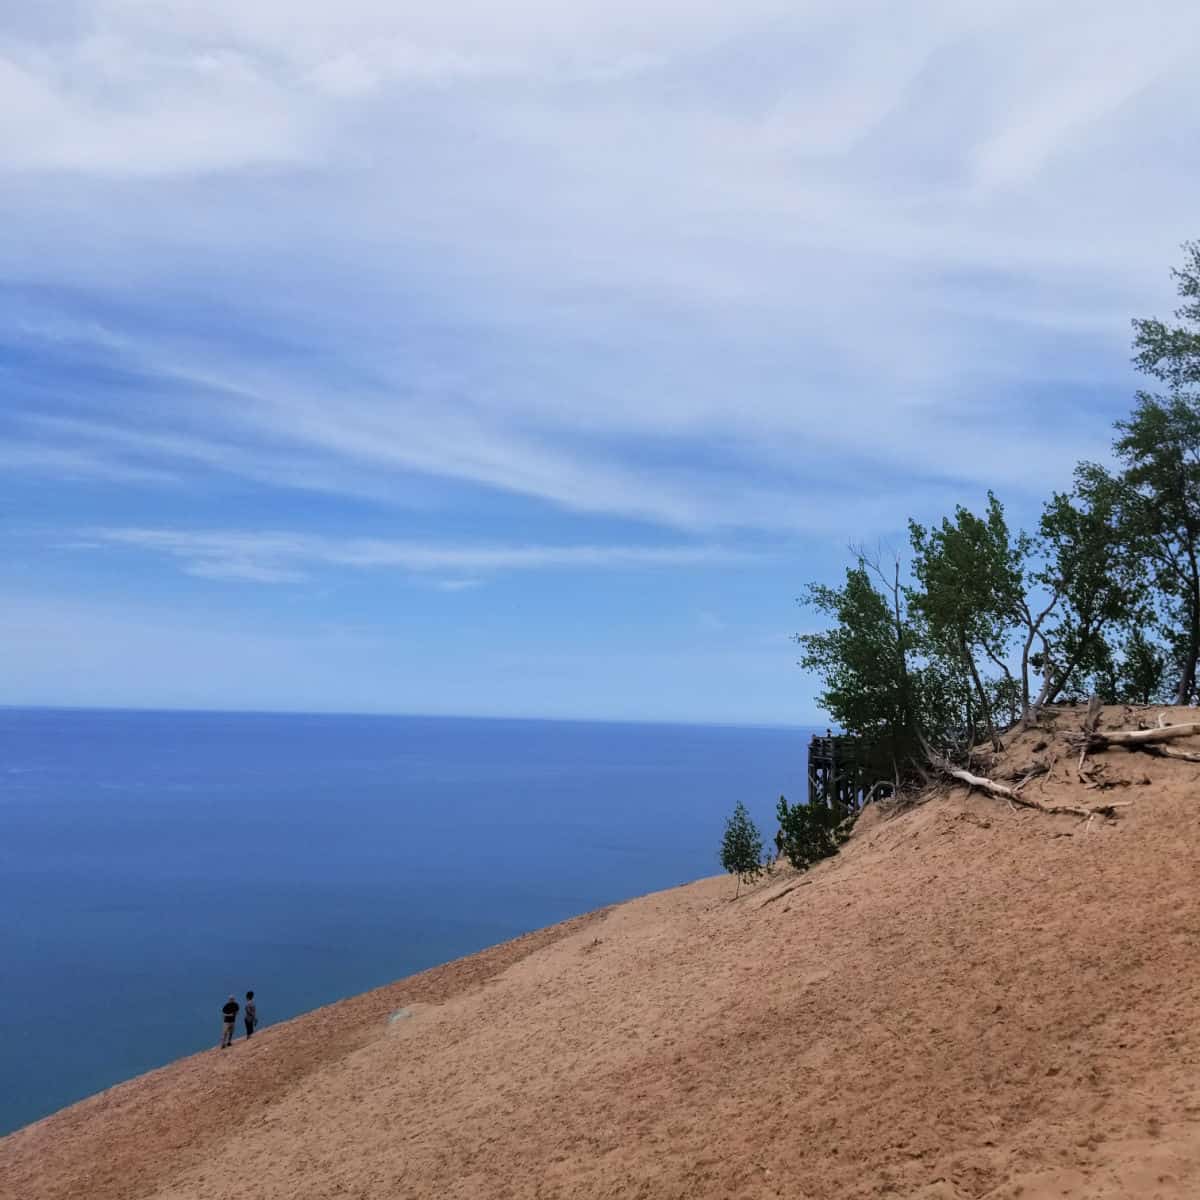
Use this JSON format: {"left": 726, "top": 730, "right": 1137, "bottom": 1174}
{"left": 5, "top": 704, "right": 1200, "bottom": 1199}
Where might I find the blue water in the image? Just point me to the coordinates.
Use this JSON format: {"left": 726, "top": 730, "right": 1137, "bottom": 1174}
{"left": 0, "top": 708, "right": 809, "bottom": 1135}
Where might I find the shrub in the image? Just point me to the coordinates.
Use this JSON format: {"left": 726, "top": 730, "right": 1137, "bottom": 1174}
{"left": 775, "top": 794, "right": 856, "bottom": 871}
{"left": 720, "top": 801, "right": 765, "bottom": 897}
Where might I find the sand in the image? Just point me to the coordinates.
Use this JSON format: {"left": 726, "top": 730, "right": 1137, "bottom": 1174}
{"left": 4, "top": 704, "right": 1200, "bottom": 1200}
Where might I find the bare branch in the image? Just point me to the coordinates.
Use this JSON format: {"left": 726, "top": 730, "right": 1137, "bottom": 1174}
{"left": 1070, "top": 722, "right": 1200, "bottom": 750}
{"left": 930, "top": 756, "right": 1132, "bottom": 819}
{"left": 1141, "top": 743, "right": 1200, "bottom": 764}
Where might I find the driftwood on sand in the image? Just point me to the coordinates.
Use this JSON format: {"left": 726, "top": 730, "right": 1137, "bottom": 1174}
{"left": 933, "top": 704, "right": 1200, "bottom": 822}
{"left": 1070, "top": 722, "right": 1200, "bottom": 751}
{"left": 1141, "top": 743, "right": 1200, "bottom": 764}
{"left": 933, "top": 760, "right": 1132, "bottom": 820}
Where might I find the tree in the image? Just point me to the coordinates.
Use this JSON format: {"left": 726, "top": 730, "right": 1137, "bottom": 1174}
{"left": 1132, "top": 240, "right": 1200, "bottom": 391}
{"left": 1124, "top": 244, "right": 1200, "bottom": 702}
{"left": 793, "top": 244, "right": 1200, "bottom": 780}
{"left": 797, "top": 563, "right": 918, "bottom": 773}
{"left": 1117, "top": 628, "right": 1168, "bottom": 704}
{"left": 1030, "top": 473, "right": 1141, "bottom": 708}
{"left": 775, "top": 794, "right": 853, "bottom": 871}
{"left": 798, "top": 554, "right": 969, "bottom": 775}
{"left": 908, "top": 493, "right": 1028, "bottom": 751}
{"left": 1091, "top": 392, "right": 1200, "bottom": 702}
{"left": 720, "top": 801, "right": 764, "bottom": 897}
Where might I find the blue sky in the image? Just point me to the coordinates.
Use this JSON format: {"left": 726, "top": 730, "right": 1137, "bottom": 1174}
{"left": 2, "top": 0, "right": 1199, "bottom": 723}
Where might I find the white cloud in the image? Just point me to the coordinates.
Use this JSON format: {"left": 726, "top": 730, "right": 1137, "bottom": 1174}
{"left": 431, "top": 577, "right": 483, "bottom": 592}
{"left": 84, "top": 526, "right": 756, "bottom": 582}
{"left": 1, "top": 0, "right": 1196, "bottom": 544}
{"left": 182, "top": 559, "right": 309, "bottom": 584}
{"left": 0, "top": 41, "right": 314, "bottom": 175}
{"left": 969, "top": 11, "right": 1199, "bottom": 189}
{"left": 0, "top": 442, "right": 178, "bottom": 484}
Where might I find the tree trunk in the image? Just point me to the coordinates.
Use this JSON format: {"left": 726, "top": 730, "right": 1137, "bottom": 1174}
{"left": 1176, "top": 539, "right": 1200, "bottom": 705}
{"left": 1032, "top": 661, "right": 1061, "bottom": 710}
{"left": 1018, "top": 594, "right": 1063, "bottom": 725}
{"left": 963, "top": 637, "right": 1002, "bottom": 751}
{"left": 891, "top": 559, "right": 915, "bottom": 744}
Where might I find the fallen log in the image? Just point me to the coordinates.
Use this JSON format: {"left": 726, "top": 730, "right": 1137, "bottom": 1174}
{"left": 936, "top": 763, "right": 1132, "bottom": 820}
{"left": 1070, "top": 722, "right": 1200, "bottom": 751}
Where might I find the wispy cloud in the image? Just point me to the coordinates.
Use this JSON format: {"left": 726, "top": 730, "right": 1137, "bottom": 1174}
{"left": 431, "top": 577, "right": 483, "bottom": 592}
{"left": 2, "top": 1, "right": 1198, "bottom": 720}
{"left": 0, "top": 442, "right": 178, "bottom": 485}
{"left": 3, "top": 2, "right": 1194, "bottom": 546}
{"left": 85, "top": 527, "right": 754, "bottom": 583}
{"left": 181, "top": 559, "right": 309, "bottom": 584}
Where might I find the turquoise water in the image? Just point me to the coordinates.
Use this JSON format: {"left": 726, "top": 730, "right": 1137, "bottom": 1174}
{"left": 0, "top": 708, "right": 809, "bottom": 1134}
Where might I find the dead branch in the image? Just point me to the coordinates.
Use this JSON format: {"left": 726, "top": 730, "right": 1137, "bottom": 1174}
{"left": 863, "top": 780, "right": 897, "bottom": 806}
{"left": 1013, "top": 763, "right": 1049, "bottom": 792}
{"left": 1070, "top": 722, "right": 1200, "bottom": 751}
{"left": 1078, "top": 695, "right": 1103, "bottom": 772}
{"left": 934, "top": 760, "right": 1133, "bottom": 820}
{"left": 1141, "top": 743, "right": 1200, "bottom": 764}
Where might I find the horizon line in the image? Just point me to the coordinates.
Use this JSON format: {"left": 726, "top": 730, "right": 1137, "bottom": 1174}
{"left": 0, "top": 701, "right": 824, "bottom": 733}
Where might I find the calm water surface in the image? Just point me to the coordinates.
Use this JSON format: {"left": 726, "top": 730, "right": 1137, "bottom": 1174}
{"left": 0, "top": 708, "right": 810, "bottom": 1134}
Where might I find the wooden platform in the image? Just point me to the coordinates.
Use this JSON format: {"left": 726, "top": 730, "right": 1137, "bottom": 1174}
{"left": 807, "top": 733, "right": 872, "bottom": 812}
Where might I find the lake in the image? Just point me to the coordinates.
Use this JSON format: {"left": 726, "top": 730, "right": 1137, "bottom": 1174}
{"left": 0, "top": 707, "right": 810, "bottom": 1134}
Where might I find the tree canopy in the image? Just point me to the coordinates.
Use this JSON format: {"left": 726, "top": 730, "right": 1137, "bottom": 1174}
{"left": 798, "top": 244, "right": 1199, "bottom": 772}
{"left": 720, "top": 801, "right": 766, "bottom": 897}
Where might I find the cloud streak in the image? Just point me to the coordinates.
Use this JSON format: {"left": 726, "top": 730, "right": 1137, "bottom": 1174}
{"left": 3, "top": 1, "right": 1199, "bottom": 723}
{"left": 86, "top": 527, "right": 755, "bottom": 583}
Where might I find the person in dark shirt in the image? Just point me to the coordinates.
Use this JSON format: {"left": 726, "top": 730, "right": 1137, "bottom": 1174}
{"left": 220, "top": 995, "right": 239, "bottom": 1048}
{"left": 244, "top": 990, "right": 257, "bottom": 1040}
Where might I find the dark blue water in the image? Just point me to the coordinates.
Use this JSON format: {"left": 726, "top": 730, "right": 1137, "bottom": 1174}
{"left": 0, "top": 708, "right": 808, "bottom": 1134}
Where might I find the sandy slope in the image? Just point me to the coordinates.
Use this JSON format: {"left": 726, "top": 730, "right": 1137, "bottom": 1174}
{"left": 4, "top": 704, "right": 1200, "bottom": 1200}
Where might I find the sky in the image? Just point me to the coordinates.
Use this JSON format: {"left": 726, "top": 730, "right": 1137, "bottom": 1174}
{"left": 2, "top": 1, "right": 1199, "bottom": 724}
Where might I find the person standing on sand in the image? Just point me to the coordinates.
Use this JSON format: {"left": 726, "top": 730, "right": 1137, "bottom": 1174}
{"left": 244, "top": 990, "right": 257, "bottom": 1040}
{"left": 220, "top": 995, "right": 239, "bottom": 1048}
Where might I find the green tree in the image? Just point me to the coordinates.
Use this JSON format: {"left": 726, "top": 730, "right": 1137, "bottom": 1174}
{"left": 1117, "top": 628, "right": 1168, "bottom": 704}
{"left": 798, "top": 554, "right": 966, "bottom": 774}
{"left": 775, "top": 793, "right": 854, "bottom": 871}
{"left": 794, "top": 244, "right": 1200, "bottom": 774}
{"left": 908, "top": 493, "right": 1028, "bottom": 751}
{"left": 797, "top": 562, "right": 917, "bottom": 771}
{"left": 1031, "top": 473, "right": 1141, "bottom": 707}
{"left": 720, "top": 801, "right": 764, "bottom": 897}
{"left": 1086, "top": 392, "right": 1200, "bottom": 702}
{"left": 1132, "top": 240, "right": 1200, "bottom": 390}
{"left": 1122, "top": 244, "right": 1200, "bottom": 701}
